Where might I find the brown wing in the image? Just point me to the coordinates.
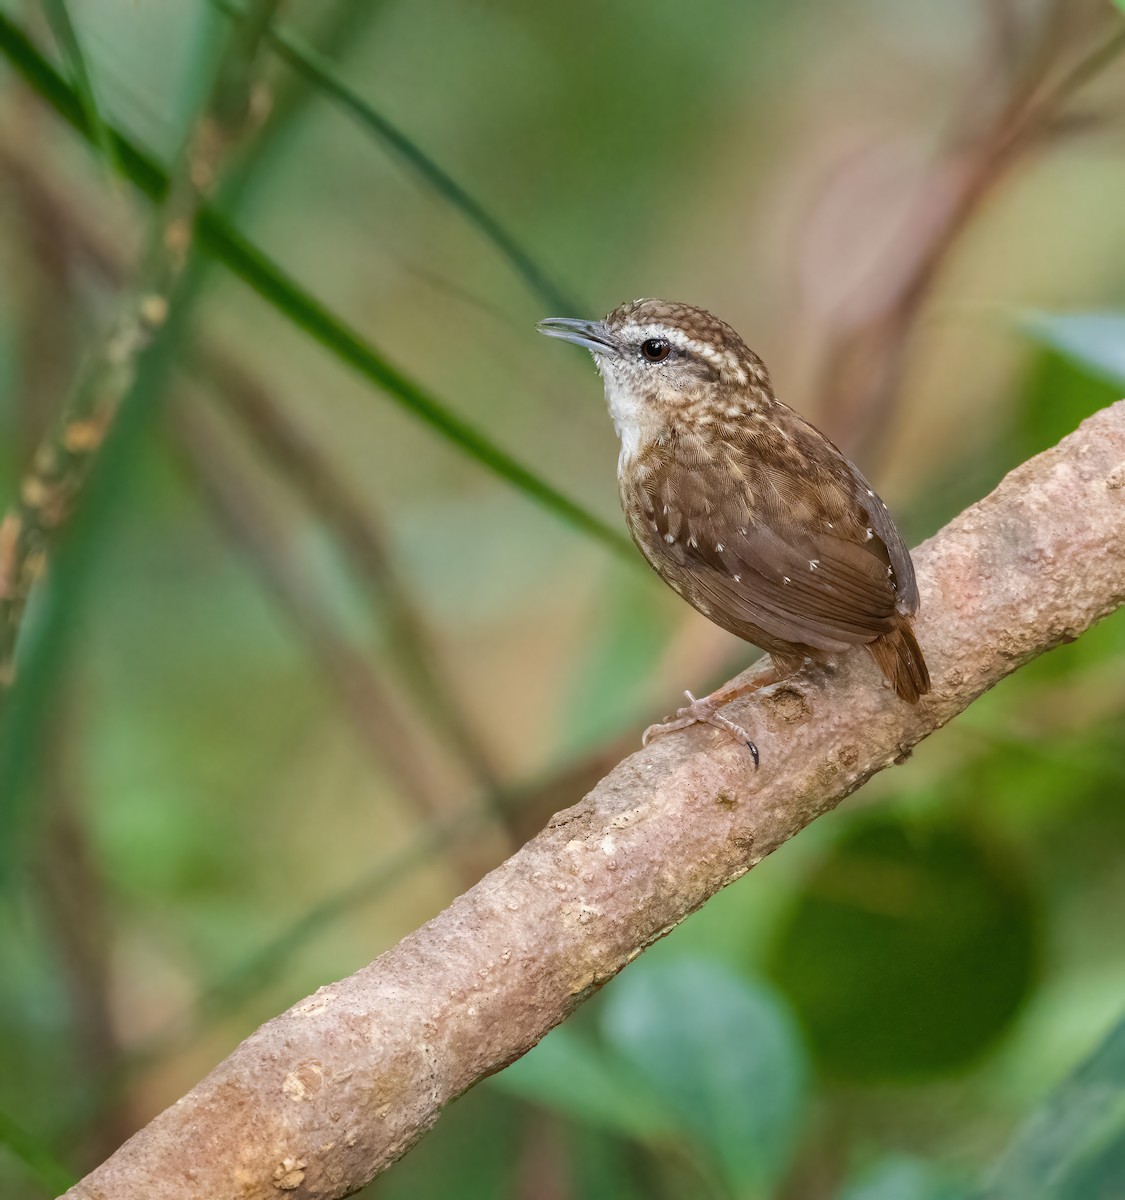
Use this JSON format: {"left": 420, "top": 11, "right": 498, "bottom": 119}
{"left": 623, "top": 424, "right": 915, "bottom": 656}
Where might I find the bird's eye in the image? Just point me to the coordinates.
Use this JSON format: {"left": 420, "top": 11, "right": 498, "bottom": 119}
{"left": 640, "top": 338, "right": 671, "bottom": 362}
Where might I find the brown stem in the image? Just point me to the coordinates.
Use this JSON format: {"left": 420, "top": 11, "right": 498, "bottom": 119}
{"left": 170, "top": 402, "right": 513, "bottom": 884}
{"left": 191, "top": 348, "right": 506, "bottom": 800}
{"left": 814, "top": 3, "right": 1125, "bottom": 468}
{"left": 0, "top": 0, "right": 283, "bottom": 685}
{"left": 62, "top": 400, "right": 1125, "bottom": 1199}
{"left": 34, "top": 716, "right": 134, "bottom": 1167}
{"left": 0, "top": 127, "right": 507, "bottom": 825}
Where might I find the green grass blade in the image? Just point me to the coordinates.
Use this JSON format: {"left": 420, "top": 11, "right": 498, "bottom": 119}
{"left": 0, "top": 12, "right": 631, "bottom": 557}
{"left": 209, "top": 0, "right": 586, "bottom": 317}
{"left": 0, "top": 1107, "right": 77, "bottom": 1195}
{"left": 0, "top": 13, "right": 165, "bottom": 198}
{"left": 208, "top": 221, "right": 627, "bottom": 550}
{"left": 39, "top": 0, "right": 121, "bottom": 179}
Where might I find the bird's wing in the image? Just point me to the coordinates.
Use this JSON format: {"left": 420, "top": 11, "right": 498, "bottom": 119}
{"left": 632, "top": 435, "right": 909, "bottom": 653}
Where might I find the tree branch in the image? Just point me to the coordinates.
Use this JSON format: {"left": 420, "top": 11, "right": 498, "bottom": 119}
{"left": 64, "top": 401, "right": 1125, "bottom": 1198}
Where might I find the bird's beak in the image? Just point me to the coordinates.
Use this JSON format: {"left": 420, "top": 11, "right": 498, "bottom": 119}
{"left": 536, "top": 317, "right": 618, "bottom": 356}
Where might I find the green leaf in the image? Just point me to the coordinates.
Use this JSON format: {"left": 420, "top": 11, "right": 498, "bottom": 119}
{"left": 984, "top": 1011, "right": 1125, "bottom": 1200}
{"left": 1014, "top": 342, "right": 1123, "bottom": 472}
{"left": 39, "top": 0, "right": 120, "bottom": 180}
{"left": 208, "top": 0, "right": 584, "bottom": 316}
{"left": 0, "top": 12, "right": 631, "bottom": 559}
{"left": 494, "top": 1024, "right": 674, "bottom": 1141}
{"left": 768, "top": 815, "right": 1037, "bottom": 1081}
{"left": 601, "top": 959, "right": 809, "bottom": 1199}
{"left": 1017, "top": 311, "right": 1125, "bottom": 388}
{"left": 838, "top": 1157, "right": 969, "bottom": 1200}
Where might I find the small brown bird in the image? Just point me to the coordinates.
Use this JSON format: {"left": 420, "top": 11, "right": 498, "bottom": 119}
{"left": 539, "top": 299, "right": 929, "bottom": 763}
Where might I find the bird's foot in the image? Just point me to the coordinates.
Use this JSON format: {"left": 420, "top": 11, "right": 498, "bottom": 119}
{"left": 642, "top": 690, "right": 759, "bottom": 768}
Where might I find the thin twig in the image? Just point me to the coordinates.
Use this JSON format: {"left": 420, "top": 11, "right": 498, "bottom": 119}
{"left": 35, "top": 746, "right": 133, "bottom": 1167}
{"left": 170, "top": 400, "right": 511, "bottom": 883}
{"left": 812, "top": 3, "right": 1125, "bottom": 468}
{"left": 192, "top": 349, "right": 507, "bottom": 800}
{"left": 0, "top": 0, "right": 283, "bottom": 687}
{"left": 0, "top": 129, "right": 509, "bottom": 816}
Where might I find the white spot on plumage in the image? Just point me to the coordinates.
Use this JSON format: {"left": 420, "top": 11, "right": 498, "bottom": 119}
{"left": 664, "top": 533, "right": 675, "bottom": 544}
{"left": 688, "top": 536, "right": 697, "bottom": 548}
{"left": 733, "top": 574, "right": 741, "bottom": 583}
{"left": 808, "top": 559, "right": 819, "bottom": 570}
{"left": 865, "top": 527, "right": 874, "bottom": 541}
{"left": 715, "top": 543, "right": 724, "bottom": 552}
{"left": 783, "top": 576, "right": 791, "bottom": 584}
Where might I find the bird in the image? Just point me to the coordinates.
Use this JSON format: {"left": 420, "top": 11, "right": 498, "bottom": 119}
{"left": 538, "top": 298, "right": 929, "bottom": 765}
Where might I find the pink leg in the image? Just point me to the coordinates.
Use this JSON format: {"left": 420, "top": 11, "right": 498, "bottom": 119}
{"left": 641, "top": 659, "right": 796, "bottom": 767}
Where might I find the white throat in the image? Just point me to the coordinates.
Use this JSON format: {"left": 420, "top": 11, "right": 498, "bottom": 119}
{"left": 599, "top": 363, "right": 646, "bottom": 471}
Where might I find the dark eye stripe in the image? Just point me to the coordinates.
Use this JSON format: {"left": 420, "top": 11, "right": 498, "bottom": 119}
{"left": 641, "top": 338, "right": 671, "bottom": 362}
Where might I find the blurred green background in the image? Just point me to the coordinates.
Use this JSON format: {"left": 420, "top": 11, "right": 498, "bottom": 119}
{"left": 2, "top": 0, "right": 1125, "bottom": 1196}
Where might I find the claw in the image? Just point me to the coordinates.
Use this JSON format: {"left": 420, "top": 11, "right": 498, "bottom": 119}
{"left": 642, "top": 690, "right": 759, "bottom": 768}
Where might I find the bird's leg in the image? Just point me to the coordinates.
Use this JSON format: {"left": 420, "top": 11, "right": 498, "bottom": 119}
{"left": 642, "top": 659, "right": 796, "bottom": 767}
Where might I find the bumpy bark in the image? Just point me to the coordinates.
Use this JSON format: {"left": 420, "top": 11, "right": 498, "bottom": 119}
{"left": 66, "top": 401, "right": 1125, "bottom": 1199}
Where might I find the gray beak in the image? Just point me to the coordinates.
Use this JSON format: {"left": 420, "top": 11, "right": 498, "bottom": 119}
{"left": 537, "top": 317, "right": 618, "bottom": 356}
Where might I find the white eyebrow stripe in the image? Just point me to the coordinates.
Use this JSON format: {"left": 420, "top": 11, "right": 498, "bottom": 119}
{"left": 623, "top": 323, "right": 715, "bottom": 355}
{"left": 617, "top": 322, "right": 746, "bottom": 380}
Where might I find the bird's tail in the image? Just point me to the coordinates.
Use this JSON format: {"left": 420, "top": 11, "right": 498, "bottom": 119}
{"left": 868, "top": 619, "right": 930, "bottom": 703}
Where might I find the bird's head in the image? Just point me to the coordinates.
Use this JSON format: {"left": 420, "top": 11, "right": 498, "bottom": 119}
{"left": 538, "top": 299, "right": 772, "bottom": 456}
